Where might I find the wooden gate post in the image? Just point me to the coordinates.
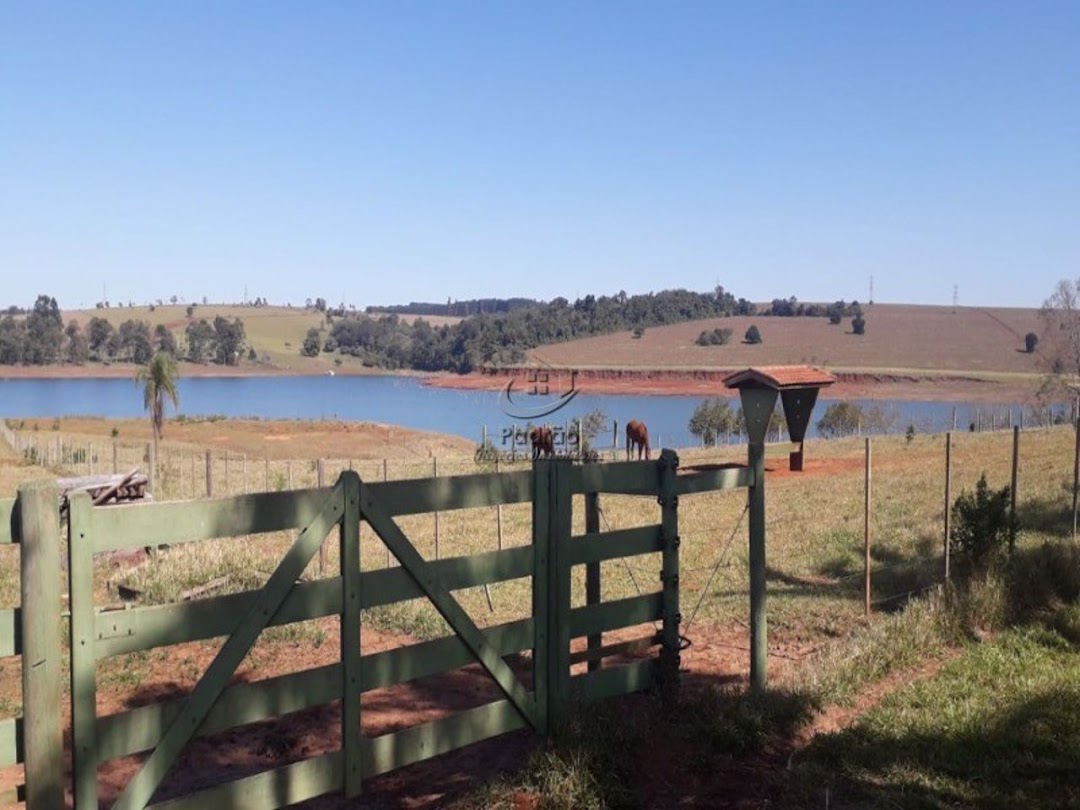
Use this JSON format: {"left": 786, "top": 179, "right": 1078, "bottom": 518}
{"left": 532, "top": 458, "right": 572, "bottom": 734}
{"left": 584, "top": 490, "right": 601, "bottom": 673}
{"left": 658, "top": 449, "right": 681, "bottom": 691}
{"left": 18, "top": 481, "right": 64, "bottom": 809}
{"left": 748, "top": 437, "right": 768, "bottom": 691}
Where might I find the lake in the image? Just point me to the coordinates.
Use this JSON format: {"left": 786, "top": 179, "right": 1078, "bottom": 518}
{"left": 0, "top": 375, "right": 1048, "bottom": 448}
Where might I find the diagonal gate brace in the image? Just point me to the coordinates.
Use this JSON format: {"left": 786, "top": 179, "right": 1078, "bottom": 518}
{"left": 111, "top": 481, "right": 347, "bottom": 810}
{"left": 360, "top": 486, "right": 540, "bottom": 730}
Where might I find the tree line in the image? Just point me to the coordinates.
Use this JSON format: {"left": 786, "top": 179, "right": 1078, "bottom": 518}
{"left": 0, "top": 295, "right": 246, "bottom": 367}
{"left": 306, "top": 287, "right": 758, "bottom": 372}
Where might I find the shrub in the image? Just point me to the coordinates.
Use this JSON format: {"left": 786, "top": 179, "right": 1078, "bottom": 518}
{"left": 1025, "top": 332, "right": 1039, "bottom": 353}
{"left": 632, "top": 327, "right": 645, "bottom": 339}
{"left": 951, "top": 473, "right": 1016, "bottom": 562}
{"left": 696, "top": 327, "right": 733, "bottom": 346}
{"left": 852, "top": 314, "right": 866, "bottom": 335}
{"left": 744, "top": 325, "right": 762, "bottom": 344}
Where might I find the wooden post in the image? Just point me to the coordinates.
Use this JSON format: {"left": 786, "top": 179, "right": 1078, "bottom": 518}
{"left": 748, "top": 438, "right": 767, "bottom": 691}
{"left": 112, "top": 440, "right": 118, "bottom": 474}
{"left": 19, "top": 481, "right": 65, "bottom": 808}
{"left": 864, "top": 438, "right": 872, "bottom": 618}
{"left": 147, "top": 442, "right": 156, "bottom": 494}
{"left": 287, "top": 460, "right": 293, "bottom": 490}
{"left": 658, "top": 449, "right": 680, "bottom": 692}
{"left": 383, "top": 459, "right": 390, "bottom": 568}
{"left": 339, "top": 472, "right": 362, "bottom": 796}
{"left": 224, "top": 452, "right": 229, "bottom": 495}
{"left": 67, "top": 492, "right": 98, "bottom": 809}
{"left": 205, "top": 450, "right": 213, "bottom": 497}
{"left": 944, "top": 432, "right": 952, "bottom": 581}
{"left": 1010, "top": 425, "right": 1019, "bottom": 553}
{"left": 584, "top": 490, "right": 601, "bottom": 672}
{"left": 532, "top": 459, "right": 572, "bottom": 733}
{"left": 318, "top": 459, "right": 327, "bottom": 576}
{"left": 612, "top": 418, "right": 619, "bottom": 460}
{"left": 1073, "top": 409, "right": 1080, "bottom": 543}
{"left": 952, "top": 406, "right": 957, "bottom": 431}
{"left": 433, "top": 457, "right": 440, "bottom": 559}
{"left": 495, "top": 457, "right": 504, "bottom": 550}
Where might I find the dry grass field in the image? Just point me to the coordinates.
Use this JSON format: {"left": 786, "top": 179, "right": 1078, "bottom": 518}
{"left": 1, "top": 419, "right": 1076, "bottom": 805}
{"left": 530, "top": 304, "right": 1045, "bottom": 377}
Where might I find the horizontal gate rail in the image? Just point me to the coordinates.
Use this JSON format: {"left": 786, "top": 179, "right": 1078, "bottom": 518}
{"left": 366, "top": 469, "right": 532, "bottom": 516}
{"left": 96, "top": 545, "right": 535, "bottom": 658}
{"left": 88, "top": 487, "right": 331, "bottom": 552}
{"left": 568, "top": 525, "right": 662, "bottom": 566}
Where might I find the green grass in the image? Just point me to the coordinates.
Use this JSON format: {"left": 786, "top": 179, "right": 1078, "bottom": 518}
{"left": 786, "top": 625, "right": 1080, "bottom": 809}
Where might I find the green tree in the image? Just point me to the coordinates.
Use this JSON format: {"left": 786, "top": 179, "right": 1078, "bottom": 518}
{"left": 136, "top": 351, "right": 180, "bottom": 467}
{"left": 186, "top": 319, "right": 215, "bottom": 363}
{"left": 852, "top": 314, "right": 866, "bottom": 335}
{"left": 816, "top": 401, "right": 864, "bottom": 438}
{"left": 0, "top": 315, "right": 26, "bottom": 364}
{"left": 302, "top": 327, "right": 322, "bottom": 357}
{"left": 24, "top": 294, "right": 63, "bottom": 364}
{"left": 1024, "top": 332, "right": 1039, "bottom": 353}
{"left": 118, "top": 319, "right": 153, "bottom": 364}
{"left": 65, "top": 320, "right": 89, "bottom": 364}
{"left": 87, "top": 316, "right": 116, "bottom": 359}
{"left": 154, "top": 324, "right": 178, "bottom": 357}
{"left": 744, "top": 325, "right": 762, "bottom": 344}
{"left": 689, "top": 398, "right": 739, "bottom": 445}
{"left": 213, "top": 316, "right": 246, "bottom": 365}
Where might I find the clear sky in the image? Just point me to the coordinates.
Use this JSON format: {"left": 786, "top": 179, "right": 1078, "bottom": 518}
{"left": 2, "top": 2, "right": 1077, "bottom": 311}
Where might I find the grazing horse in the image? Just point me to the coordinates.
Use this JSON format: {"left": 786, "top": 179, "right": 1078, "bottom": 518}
{"left": 625, "top": 420, "right": 650, "bottom": 460}
{"left": 529, "top": 426, "right": 555, "bottom": 459}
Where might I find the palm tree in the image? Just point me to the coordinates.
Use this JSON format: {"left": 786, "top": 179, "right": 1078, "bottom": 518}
{"left": 136, "top": 351, "right": 180, "bottom": 478}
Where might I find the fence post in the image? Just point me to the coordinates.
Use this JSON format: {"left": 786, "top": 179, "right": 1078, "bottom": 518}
{"left": 532, "top": 458, "right": 573, "bottom": 733}
{"left": 18, "top": 481, "right": 64, "bottom": 809}
{"left": 205, "top": 450, "right": 213, "bottom": 497}
{"left": 1073, "top": 410, "right": 1080, "bottom": 542}
{"left": 147, "top": 442, "right": 156, "bottom": 494}
{"left": 944, "top": 432, "right": 952, "bottom": 581}
{"left": 383, "top": 459, "right": 391, "bottom": 568}
{"left": 112, "top": 440, "right": 118, "bottom": 474}
{"left": 495, "top": 457, "right": 504, "bottom": 550}
{"left": 339, "top": 471, "right": 362, "bottom": 797}
{"left": 1010, "top": 425, "right": 1019, "bottom": 552}
{"left": 433, "top": 457, "right": 440, "bottom": 559}
{"left": 864, "top": 438, "right": 872, "bottom": 617}
{"left": 224, "top": 452, "right": 229, "bottom": 495}
{"left": 658, "top": 449, "right": 681, "bottom": 692}
{"left": 748, "top": 437, "right": 767, "bottom": 691}
{"left": 584, "top": 489, "right": 601, "bottom": 673}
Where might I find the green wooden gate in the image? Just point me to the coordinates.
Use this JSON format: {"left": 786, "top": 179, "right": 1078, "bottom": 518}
{"left": 13, "top": 447, "right": 753, "bottom": 809}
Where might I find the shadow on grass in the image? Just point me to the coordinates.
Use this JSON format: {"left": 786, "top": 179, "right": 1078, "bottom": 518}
{"left": 1017, "top": 495, "right": 1073, "bottom": 537}
{"left": 784, "top": 631, "right": 1080, "bottom": 810}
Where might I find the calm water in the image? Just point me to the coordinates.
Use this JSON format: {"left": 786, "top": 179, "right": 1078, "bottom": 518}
{"left": 0, "top": 375, "right": 1044, "bottom": 447}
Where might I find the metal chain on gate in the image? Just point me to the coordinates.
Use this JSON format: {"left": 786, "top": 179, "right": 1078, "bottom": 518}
{"left": 682, "top": 503, "right": 749, "bottom": 636}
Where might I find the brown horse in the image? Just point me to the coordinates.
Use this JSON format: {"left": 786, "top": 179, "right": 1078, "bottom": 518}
{"left": 625, "top": 420, "right": 650, "bottom": 460}
{"left": 530, "top": 426, "right": 554, "bottom": 459}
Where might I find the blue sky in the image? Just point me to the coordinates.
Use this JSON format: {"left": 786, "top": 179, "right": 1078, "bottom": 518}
{"left": 2, "top": 2, "right": 1077, "bottom": 311}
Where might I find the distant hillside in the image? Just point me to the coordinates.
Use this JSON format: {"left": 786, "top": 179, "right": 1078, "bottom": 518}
{"left": 529, "top": 304, "right": 1045, "bottom": 377}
